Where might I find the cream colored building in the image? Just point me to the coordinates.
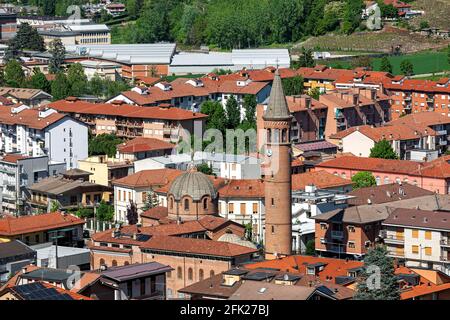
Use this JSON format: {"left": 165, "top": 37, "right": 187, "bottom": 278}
{"left": 78, "top": 155, "right": 133, "bottom": 187}
{"left": 382, "top": 208, "right": 450, "bottom": 275}
{"left": 39, "top": 24, "right": 110, "bottom": 48}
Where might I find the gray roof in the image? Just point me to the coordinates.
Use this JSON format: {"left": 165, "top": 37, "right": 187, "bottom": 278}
{"left": 263, "top": 69, "right": 291, "bottom": 120}
{"left": 28, "top": 175, "right": 111, "bottom": 195}
{"left": 228, "top": 281, "right": 320, "bottom": 300}
{"left": 101, "top": 262, "right": 172, "bottom": 282}
{"left": 0, "top": 240, "right": 35, "bottom": 259}
{"left": 383, "top": 208, "right": 450, "bottom": 231}
{"left": 169, "top": 169, "right": 217, "bottom": 201}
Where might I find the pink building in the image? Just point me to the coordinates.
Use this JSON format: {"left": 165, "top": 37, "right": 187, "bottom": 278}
{"left": 315, "top": 155, "right": 450, "bottom": 194}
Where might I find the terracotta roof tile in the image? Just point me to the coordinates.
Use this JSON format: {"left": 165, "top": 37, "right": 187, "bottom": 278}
{"left": 117, "top": 137, "right": 174, "bottom": 154}
{"left": 292, "top": 170, "right": 352, "bottom": 191}
{"left": 112, "top": 168, "right": 184, "bottom": 188}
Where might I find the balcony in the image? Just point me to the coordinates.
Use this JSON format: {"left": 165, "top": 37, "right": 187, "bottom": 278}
{"left": 439, "top": 140, "right": 448, "bottom": 146}
{"left": 426, "top": 97, "right": 435, "bottom": 104}
{"left": 441, "top": 239, "right": 450, "bottom": 247}
{"left": 382, "top": 234, "right": 405, "bottom": 244}
{"left": 329, "top": 245, "right": 345, "bottom": 254}
{"left": 437, "top": 130, "right": 447, "bottom": 136}
{"left": 331, "top": 230, "right": 344, "bottom": 239}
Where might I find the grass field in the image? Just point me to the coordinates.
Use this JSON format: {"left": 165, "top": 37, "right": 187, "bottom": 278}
{"left": 324, "top": 50, "right": 450, "bottom": 75}
{"left": 371, "top": 51, "right": 450, "bottom": 75}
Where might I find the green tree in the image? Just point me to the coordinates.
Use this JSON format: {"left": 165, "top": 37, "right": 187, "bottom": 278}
{"left": 242, "top": 94, "right": 257, "bottom": 129}
{"left": 51, "top": 72, "right": 70, "bottom": 100}
{"left": 380, "top": 56, "right": 393, "bottom": 74}
{"left": 225, "top": 95, "right": 241, "bottom": 129}
{"left": 96, "top": 200, "right": 114, "bottom": 222}
{"left": 298, "top": 47, "right": 315, "bottom": 68}
{"left": 88, "top": 133, "right": 123, "bottom": 157}
{"left": 142, "top": 188, "right": 160, "bottom": 211}
{"left": 29, "top": 68, "right": 51, "bottom": 93}
{"left": 4, "top": 59, "right": 25, "bottom": 87}
{"left": 309, "top": 87, "right": 321, "bottom": 100}
{"left": 370, "top": 139, "right": 398, "bottom": 159}
{"left": 351, "top": 171, "right": 377, "bottom": 190}
{"left": 377, "top": 1, "right": 398, "bottom": 18}
{"left": 282, "top": 75, "right": 304, "bottom": 96}
{"left": 48, "top": 38, "right": 66, "bottom": 74}
{"left": 447, "top": 45, "right": 450, "bottom": 67}
{"left": 419, "top": 20, "right": 430, "bottom": 30}
{"left": 50, "top": 200, "right": 60, "bottom": 212}
{"left": 196, "top": 162, "right": 213, "bottom": 175}
{"left": 341, "top": 0, "right": 364, "bottom": 35}
{"left": 354, "top": 246, "right": 401, "bottom": 300}
{"left": 351, "top": 55, "right": 373, "bottom": 70}
{"left": 67, "top": 63, "right": 87, "bottom": 96}
{"left": 400, "top": 59, "right": 414, "bottom": 76}
{"left": 13, "top": 22, "right": 45, "bottom": 51}
{"left": 305, "top": 239, "right": 315, "bottom": 256}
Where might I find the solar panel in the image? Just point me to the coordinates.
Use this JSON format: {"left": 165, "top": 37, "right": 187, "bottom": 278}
{"left": 12, "top": 283, "right": 75, "bottom": 300}
{"left": 316, "top": 285, "right": 336, "bottom": 297}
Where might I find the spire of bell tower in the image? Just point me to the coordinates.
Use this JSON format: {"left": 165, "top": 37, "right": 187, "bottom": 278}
{"left": 263, "top": 68, "right": 291, "bottom": 121}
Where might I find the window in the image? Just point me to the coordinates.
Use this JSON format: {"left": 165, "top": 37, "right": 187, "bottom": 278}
{"left": 199, "top": 269, "right": 204, "bottom": 281}
{"left": 348, "top": 226, "right": 355, "bottom": 233}
{"left": 320, "top": 223, "right": 327, "bottom": 230}
{"left": 184, "top": 199, "right": 189, "bottom": 211}
{"left": 252, "top": 203, "right": 258, "bottom": 214}
{"left": 240, "top": 203, "right": 246, "bottom": 215}
{"left": 112, "top": 260, "right": 117, "bottom": 267}
{"left": 412, "top": 230, "right": 418, "bottom": 238}
{"left": 348, "top": 241, "right": 355, "bottom": 248}
{"left": 35, "top": 235, "right": 40, "bottom": 243}
{"left": 228, "top": 203, "right": 234, "bottom": 214}
{"left": 271, "top": 225, "right": 275, "bottom": 234}
{"left": 210, "top": 270, "right": 215, "bottom": 278}
{"left": 142, "top": 192, "right": 147, "bottom": 202}
{"left": 188, "top": 268, "right": 193, "bottom": 281}
{"left": 203, "top": 198, "right": 208, "bottom": 210}
{"left": 425, "top": 247, "right": 432, "bottom": 256}
{"left": 140, "top": 279, "right": 146, "bottom": 296}
{"left": 100, "top": 258, "right": 105, "bottom": 266}
{"left": 177, "top": 267, "right": 182, "bottom": 279}
{"left": 169, "top": 197, "right": 173, "bottom": 209}
{"left": 412, "top": 245, "right": 419, "bottom": 254}
{"left": 271, "top": 198, "right": 275, "bottom": 206}
{"left": 425, "top": 231, "right": 432, "bottom": 240}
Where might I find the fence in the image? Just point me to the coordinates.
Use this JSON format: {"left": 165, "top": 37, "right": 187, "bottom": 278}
{"left": 84, "top": 218, "right": 114, "bottom": 232}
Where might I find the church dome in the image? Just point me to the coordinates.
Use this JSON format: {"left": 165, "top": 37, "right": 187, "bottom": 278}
{"left": 169, "top": 169, "right": 217, "bottom": 201}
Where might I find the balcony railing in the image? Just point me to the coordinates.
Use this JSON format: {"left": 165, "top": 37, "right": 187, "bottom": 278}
{"left": 382, "top": 234, "right": 405, "bottom": 244}
{"left": 437, "top": 130, "right": 447, "bottom": 136}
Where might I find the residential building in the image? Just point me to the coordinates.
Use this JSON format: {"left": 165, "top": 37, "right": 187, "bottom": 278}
{"left": 320, "top": 88, "right": 391, "bottom": 139}
{"left": 292, "top": 185, "right": 352, "bottom": 254}
{"left": 0, "top": 106, "right": 88, "bottom": 170}
{"left": 0, "top": 87, "right": 52, "bottom": 107}
{"left": 48, "top": 98, "right": 206, "bottom": 143}
{"left": 330, "top": 123, "right": 438, "bottom": 160}
{"left": 105, "top": 3, "right": 126, "bottom": 16}
{"left": 116, "top": 137, "right": 174, "bottom": 162}
{"left": 0, "top": 240, "right": 36, "bottom": 283}
{"left": 383, "top": 77, "right": 450, "bottom": 120}
{"left": 0, "top": 154, "right": 65, "bottom": 215}
{"left": 79, "top": 60, "right": 121, "bottom": 81}
{"left": 78, "top": 155, "right": 133, "bottom": 187}
{"left": 346, "top": 182, "right": 435, "bottom": 206}
{"left": 112, "top": 168, "right": 184, "bottom": 222}
{"left": 313, "top": 204, "right": 390, "bottom": 259}
{"left": 381, "top": 208, "right": 450, "bottom": 275}
{"left": 27, "top": 169, "right": 112, "bottom": 214}
{"left": 316, "top": 155, "right": 450, "bottom": 194}
{"left": 389, "top": 112, "right": 450, "bottom": 155}
{"left": 0, "top": 212, "right": 85, "bottom": 246}
{"left": 291, "top": 170, "right": 353, "bottom": 193}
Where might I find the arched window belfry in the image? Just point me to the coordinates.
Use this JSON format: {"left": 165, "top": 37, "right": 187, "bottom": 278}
{"left": 273, "top": 129, "right": 280, "bottom": 143}
{"left": 184, "top": 199, "right": 189, "bottom": 211}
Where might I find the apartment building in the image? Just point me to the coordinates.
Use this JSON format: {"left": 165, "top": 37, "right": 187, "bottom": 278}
{"left": 48, "top": 98, "right": 206, "bottom": 143}
{"left": 382, "top": 208, "right": 450, "bottom": 275}
{"left": 316, "top": 155, "right": 450, "bottom": 194}
{"left": 78, "top": 155, "right": 133, "bottom": 187}
{"left": 320, "top": 88, "right": 391, "bottom": 138}
{"left": 0, "top": 154, "right": 65, "bottom": 215}
{"left": 330, "top": 123, "right": 438, "bottom": 160}
{"left": 383, "top": 77, "right": 450, "bottom": 120}
{"left": 27, "top": 169, "right": 112, "bottom": 214}
{"left": 0, "top": 106, "right": 88, "bottom": 170}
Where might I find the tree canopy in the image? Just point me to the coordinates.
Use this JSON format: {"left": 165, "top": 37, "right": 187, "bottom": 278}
{"left": 48, "top": 38, "right": 66, "bottom": 74}
{"left": 380, "top": 57, "right": 393, "bottom": 74}
{"left": 400, "top": 59, "right": 414, "bottom": 76}
{"left": 351, "top": 171, "right": 377, "bottom": 190}
{"left": 88, "top": 134, "right": 123, "bottom": 157}
{"left": 4, "top": 60, "right": 25, "bottom": 87}
{"left": 370, "top": 139, "right": 398, "bottom": 159}
{"left": 354, "top": 246, "right": 401, "bottom": 300}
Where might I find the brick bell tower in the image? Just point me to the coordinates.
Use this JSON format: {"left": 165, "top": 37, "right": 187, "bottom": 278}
{"left": 263, "top": 68, "right": 292, "bottom": 260}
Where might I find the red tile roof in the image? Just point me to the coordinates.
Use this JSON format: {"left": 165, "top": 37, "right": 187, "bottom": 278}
{"left": 330, "top": 124, "right": 436, "bottom": 141}
{"left": 291, "top": 170, "right": 352, "bottom": 191}
{"left": 0, "top": 107, "right": 66, "bottom": 130}
{"left": 384, "top": 78, "right": 450, "bottom": 94}
{"left": 48, "top": 99, "right": 207, "bottom": 121}
{"left": 140, "top": 235, "right": 257, "bottom": 257}
{"left": 112, "top": 168, "right": 184, "bottom": 188}
{"left": 317, "top": 155, "right": 450, "bottom": 179}
{"left": 0, "top": 212, "right": 85, "bottom": 236}
{"left": 1, "top": 154, "right": 29, "bottom": 163}
{"left": 140, "top": 206, "right": 168, "bottom": 220}
{"left": 117, "top": 137, "right": 174, "bottom": 154}
{"left": 218, "top": 179, "right": 265, "bottom": 198}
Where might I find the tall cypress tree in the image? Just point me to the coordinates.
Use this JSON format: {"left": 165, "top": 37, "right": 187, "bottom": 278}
{"left": 225, "top": 95, "right": 241, "bottom": 129}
